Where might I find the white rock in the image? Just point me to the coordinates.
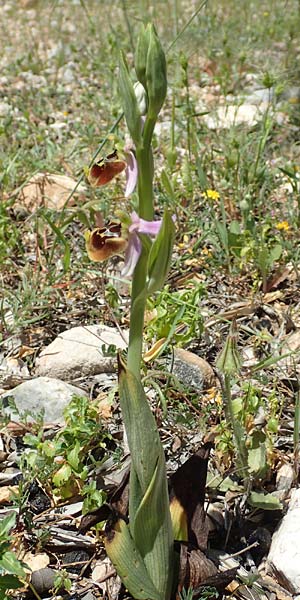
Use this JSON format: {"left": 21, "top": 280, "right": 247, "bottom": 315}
{"left": 35, "top": 324, "right": 128, "bottom": 381}
{"left": 204, "top": 104, "right": 266, "bottom": 129}
{"left": 1, "top": 377, "right": 87, "bottom": 424}
{"left": 267, "top": 488, "right": 300, "bottom": 593}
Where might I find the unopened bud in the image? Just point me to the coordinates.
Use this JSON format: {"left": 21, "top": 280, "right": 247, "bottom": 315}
{"left": 145, "top": 24, "right": 167, "bottom": 119}
{"left": 134, "top": 81, "right": 148, "bottom": 116}
{"left": 216, "top": 321, "right": 242, "bottom": 375}
{"left": 135, "top": 24, "right": 151, "bottom": 90}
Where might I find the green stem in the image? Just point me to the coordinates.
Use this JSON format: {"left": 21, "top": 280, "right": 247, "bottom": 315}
{"left": 136, "top": 117, "right": 156, "bottom": 220}
{"left": 224, "top": 374, "right": 248, "bottom": 483}
{"left": 127, "top": 248, "right": 148, "bottom": 378}
{"left": 127, "top": 117, "right": 156, "bottom": 377}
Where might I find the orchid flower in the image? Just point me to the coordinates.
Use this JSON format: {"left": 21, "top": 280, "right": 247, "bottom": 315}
{"left": 88, "top": 149, "right": 138, "bottom": 197}
{"left": 85, "top": 211, "right": 166, "bottom": 277}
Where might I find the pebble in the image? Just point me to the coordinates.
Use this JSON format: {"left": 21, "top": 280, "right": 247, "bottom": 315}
{"left": 30, "top": 568, "right": 56, "bottom": 595}
{"left": 35, "top": 324, "right": 128, "bottom": 381}
{"left": 171, "top": 348, "right": 216, "bottom": 390}
{"left": 1, "top": 377, "right": 88, "bottom": 424}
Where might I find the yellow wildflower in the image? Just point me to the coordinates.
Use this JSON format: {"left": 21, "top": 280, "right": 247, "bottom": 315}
{"left": 275, "top": 221, "right": 290, "bottom": 232}
{"left": 204, "top": 189, "right": 220, "bottom": 201}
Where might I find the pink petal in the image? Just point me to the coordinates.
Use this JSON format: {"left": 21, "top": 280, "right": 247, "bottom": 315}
{"left": 121, "top": 232, "right": 142, "bottom": 277}
{"left": 129, "top": 211, "right": 162, "bottom": 236}
{"left": 124, "top": 151, "right": 138, "bottom": 197}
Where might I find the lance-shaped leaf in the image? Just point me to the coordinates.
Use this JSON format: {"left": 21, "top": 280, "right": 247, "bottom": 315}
{"left": 105, "top": 518, "right": 161, "bottom": 600}
{"left": 133, "top": 452, "right": 174, "bottom": 598}
{"left": 146, "top": 210, "right": 175, "bottom": 295}
{"left": 118, "top": 356, "right": 174, "bottom": 599}
{"left": 119, "top": 52, "right": 142, "bottom": 147}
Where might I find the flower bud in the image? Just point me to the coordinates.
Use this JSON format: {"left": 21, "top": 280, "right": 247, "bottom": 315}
{"left": 119, "top": 52, "right": 142, "bottom": 146}
{"left": 135, "top": 24, "right": 151, "bottom": 90}
{"left": 133, "top": 81, "right": 148, "bottom": 116}
{"left": 145, "top": 24, "right": 167, "bottom": 119}
{"left": 216, "top": 321, "right": 242, "bottom": 375}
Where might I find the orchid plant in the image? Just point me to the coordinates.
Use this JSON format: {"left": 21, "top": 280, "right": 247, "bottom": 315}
{"left": 85, "top": 24, "right": 176, "bottom": 600}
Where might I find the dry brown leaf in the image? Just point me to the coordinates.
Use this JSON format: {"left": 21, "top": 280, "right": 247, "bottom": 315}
{"left": 178, "top": 545, "right": 218, "bottom": 593}
{"left": 16, "top": 173, "right": 86, "bottom": 211}
{"left": 143, "top": 338, "right": 167, "bottom": 362}
{"left": 0, "top": 485, "right": 18, "bottom": 504}
{"left": 23, "top": 552, "right": 49, "bottom": 573}
{"left": 98, "top": 397, "right": 113, "bottom": 419}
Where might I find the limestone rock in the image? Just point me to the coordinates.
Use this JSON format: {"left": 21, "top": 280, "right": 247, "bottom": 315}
{"left": 17, "top": 172, "right": 86, "bottom": 211}
{"left": 35, "top": 324, "right": 128, "bottom": 381}
{"left": 1, "top": 377, "right": 87, "bottom": 424}
{"left": 172, "top": 348, "right": 216, "bottom": 390}
{"left": 267, "top": 488, "right": 300, "bottom": 593}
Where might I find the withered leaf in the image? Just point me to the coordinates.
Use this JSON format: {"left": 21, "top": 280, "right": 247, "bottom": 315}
{"left": 170, "top": 443, "right": 212, "bottom": 549}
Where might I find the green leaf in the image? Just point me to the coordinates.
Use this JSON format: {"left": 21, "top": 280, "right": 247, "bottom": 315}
{"left": 52, "top": 463, "right": 72, "bottom": 487}
{"left": 105, "top": 518, "right": 161, "bottom": 600}
{"left": 147, "top": 210, "right": 175, "bottom": 295}
{"left": 248, "top": 491, "right": 282, "bottom": 510}
{"left": 0, "top": 574, "right": 23, "bottom": 590}
{"left": 247, "top": 431, "right": 267, "bottom": 477}
{"left": 119, "top": 52, "right": 142, "bottom": 147}
{"left": 118, "top": 358, "right": 174, "bottom": 598}
{"left": 0, "top": 552, "right": 26, "bottom": 578}
{"left": 0, "top": 514, "right": 16, "bottom": 540}
{"left": 133, "top": 454, "right": 174, "bottom": 598}
{"left": 67, "top": 441, "right": 81, "bottom": 471}
{"left": 269, "top": 243, "right": 282, "bottom": 265}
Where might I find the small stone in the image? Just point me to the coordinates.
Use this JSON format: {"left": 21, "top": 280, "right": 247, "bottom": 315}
{"left": 1, "top": 377, "right": 88, "bottom": 424}
{"left": 171, "top": 348, "right": 216, "bottom": 390}
{"left": 30, "top": 567, "right": 56, "bottom": 595}
{"left": 35, "top": 324, "right": 128, "bottom": 381}
{"left": 267, "top": 489, "right": 300, "bottom": 593}
{"left": 62, "top": 549, "right": 90, "bottom": 574}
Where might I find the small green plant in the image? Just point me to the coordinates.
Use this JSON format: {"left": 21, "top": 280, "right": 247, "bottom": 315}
{"left": 52, "top": 569, "right": 72, "bottom": 596}
{"left": 21, "top": 395, "right": 111, "bottom": 501}
{"left": 145, "top": 284, "right": 205, "bottom": 349}
{"left": 216, "top": 322, "right": 283, "bottom": 508}
{"left": 0, "top": 513, "right": 27, "bottom": 599}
